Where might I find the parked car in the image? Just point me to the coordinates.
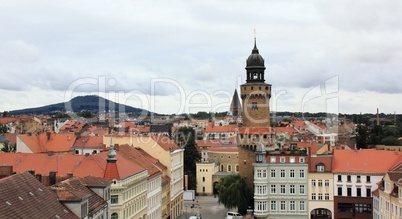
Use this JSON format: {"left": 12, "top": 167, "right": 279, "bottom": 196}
{"left": 226, "top": 211, "right": 243, "bottom": 219}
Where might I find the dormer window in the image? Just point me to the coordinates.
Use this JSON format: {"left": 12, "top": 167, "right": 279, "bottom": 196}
{"left": 290, "top": 157, "right": 295, "bottom": 163}
{"left": 280, "top": 156, "right": 285, "bottom": 163}
{"left": 316, "top": 163, "right": 325, "bottom": 172}
{"left": 81, "top": 201, "right": 88, "bottom": 218}
{"left": 270, "top": 157, "right": 276, "bottom": 163}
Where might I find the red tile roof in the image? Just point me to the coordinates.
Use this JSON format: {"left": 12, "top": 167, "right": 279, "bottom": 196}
{"left": 104, "top": 161, "right": 120, "bottom": 180}
{"left": 0, "top": 172, "right": 78, "bottom": 219}
{"left": 118, "top": 144, "right": 164, "bottom": 178}
{"left": 332, "top": 149, "right": 402, "bottom": 174}
{"left": 274, "top": 127, "right": 295, "bottom": 134}
{"left": 0, "top": 117, "right": 18, "bottom": 124}
{"left": 0, "top": 151, "right": 146, "bottom": 180}
{"left": 308, "top": 156, "right": 333, "bottom": 172}
{"left": 73, "top": 136, "right": 105, "bottom": 149}
{"left": 150, "top": 135, "right": 180, "bottom": 151}
{"left": 238, "top": 127, "right": 273, "bottom": 135}
{"left": 3, "top": 133, "right": 16, "bottom": 145}
{"left": 205, "top": 124, "right": 238, "bottom": 133}
{"left": 18, "top": 132, "right": 76, "bottom": 153}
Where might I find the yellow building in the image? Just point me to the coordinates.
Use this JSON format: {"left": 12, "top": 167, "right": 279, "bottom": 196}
{"left": 196, "top": 162, "right": 219, "bottom": 195}
{"left": 104, "top": 134, "right": 184, "bottom": 219}
{"left": 308, "top": 156, "right": 334, "bottom": 218}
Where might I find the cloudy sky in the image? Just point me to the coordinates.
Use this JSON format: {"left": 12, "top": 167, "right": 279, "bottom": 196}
{"left": 1, "top": 0, "right": 401, "bottom": 115}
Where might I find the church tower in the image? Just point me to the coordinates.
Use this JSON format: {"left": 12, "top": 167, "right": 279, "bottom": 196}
{"left": 238, "top": 37, "right": 273, "bottom": 190}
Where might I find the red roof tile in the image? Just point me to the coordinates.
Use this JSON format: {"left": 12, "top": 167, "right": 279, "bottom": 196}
{"left": 73, "top": 136, "right": 105, "bottom": 149}
{"left": 18, "top": 132, "right": 76, "bottom": 153}
{"left": 332, "top": 149, "right": 402, "bottom": 174}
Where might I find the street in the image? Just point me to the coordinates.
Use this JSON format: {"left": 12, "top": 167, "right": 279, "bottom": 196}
{"left": 179, "top": 195, "right": 237, "bottom": 219}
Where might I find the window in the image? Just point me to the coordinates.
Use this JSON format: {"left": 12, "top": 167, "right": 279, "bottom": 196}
{"left": 202, "top": 177, "right": 205, "bottom": 182}
{"left": 347, "top": 187, "right": 352, "bottom": 196}
{"left": 228, "top": 165, "right": 232, "bottom": 172}
{"left": 367, "top": 188, "right": 371, "bottom": 197}
{"left": 299, "top": 201, "right": 305, "bottom": 211}
{"left": 312, "top": 193, "right": 316, "bottom": 200}
{"left": 257, "top": 170, "right": 262, "bottom": 178}
{"left": 81, "top": 202, "right": 88, "bottom": 218}
{"left": 290, "top": 185, "right": 295, "bottom": 194}
{"left": 325, "top": 193, "right": 329, "bottom": 200}
{"left": 317, "top": 164, "right": 325, "bottom": 172}
{"left": 299, "top": 170, "right": 305, "bottom": 178}
{"left": 256, "top": 201, "right": 267, "bottom": 211}
{"left": 312, "top": 180, "right": 316, "bottom": 187}
{"left": 220, "top": 164, "right": 224, "bottom": 171}
{"left": 290, "top": 157, "right": 295, "bottom": 163}
{"left": 357, "top": 175, "right": 361, "bottom": 182}
{"left": 338, "top": 175, "right": 342, "bottom": 181}
{"left": 338, "top": 187, "right": 342, "bottom": 196}
{"left": 251, "top": 102, "right": 258, "bottom": 110}
{"left": 270, "top": 169, "right": 276, "bottom": 178}
{"left": 290, "top": 170, "right": 295, "bottom": 178}
{"left": 280, "top": 170, "right": 285, "bottom": 178}
{"left": 318, "top": 193, "right": 323, "bottom": 200}
{"left": 111, "top": 213, "right": 118, "bottom": 219}
{"left": 299, "top": 185, "right": 305, "bottom": 194}
{"left": 325, "top": 180, "right": 329, "bottom": 187}
{"left": 280, "top": 201, "right": 286, "bottom": 211}
{"left": 290, "top": 201, "right": 295, "bottom": 211}
{"left": 271, "top": 201, "right": 276, "bottom": 211}
{"left": 257, "top": 185, "right": 266, "bottom": 194}
{"left": 280, "top": 185, "right": 286, "bottom": 194}
{"left": 270, "top": 185, "right": 276, "bottom": 194}
{"left": 270, "top": 157, "right": 276, "bottom": 163}
{"left": 235, "top": 165, "right": 239, "bottom": 172}
{"left": 367, "top": 175, "right": 371, "bottom": 182}
{"left": 299, "top": 157, "right": 305, "bottom": 163}
{"left": 280, "top": 156, "right": 285, "bottom": 163}
{"left": 318, "top": 180, "right": 323, "bottom": 187}
{"left": 347, "top": 175, "right": 351, "bottom": 182}
{"left": 202, "top": 187, "right": 205, "bottom": 192}
{"left": 111, "top": 195, "right": 119, "bottom": 204}
{"left": 357, "top": 188, "right": 361, "bottom": 197}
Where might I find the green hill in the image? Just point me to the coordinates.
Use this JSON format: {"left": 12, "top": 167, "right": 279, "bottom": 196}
{"left": 8, "top": 95, "right": 149, "bottom": 115}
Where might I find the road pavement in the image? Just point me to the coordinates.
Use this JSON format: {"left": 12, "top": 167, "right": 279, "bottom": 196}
{"left": 179, "top": 195, "right": 235, "bottom": 219}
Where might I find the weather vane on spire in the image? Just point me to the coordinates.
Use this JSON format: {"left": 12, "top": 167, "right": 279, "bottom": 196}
{"left": 254, "top": 27, "right": 257, "bottom": 39}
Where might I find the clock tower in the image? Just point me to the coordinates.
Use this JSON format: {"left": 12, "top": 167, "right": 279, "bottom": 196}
{"left": 238, "top": 37, "right": 273, "bottom": 190}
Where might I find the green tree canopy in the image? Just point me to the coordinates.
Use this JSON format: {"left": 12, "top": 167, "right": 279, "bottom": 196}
{"left": 215, "top": 174, "right": 251, "bottom": 214}
{"left": 1, "top": 142, "right": 16, "bottom": 153}
{"left": 0, "top": 123, "right": 8, "bottom": 133}
{"left": 175, "top": 127, "right": 201, "bottom": 190}
{"left": 356, "top": 124, "right": 369, "bottom": 149}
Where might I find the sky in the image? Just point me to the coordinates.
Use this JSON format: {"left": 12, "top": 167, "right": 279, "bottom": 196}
{"left": 0, "top": 0, "right": 401, "bottom": 116}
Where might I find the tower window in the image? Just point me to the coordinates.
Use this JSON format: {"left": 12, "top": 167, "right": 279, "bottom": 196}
{"left": 251, "top": 102, "right": 258, "bottom": 110}
{"left": 253, "top": 73, "right": 258, "bottom": 79}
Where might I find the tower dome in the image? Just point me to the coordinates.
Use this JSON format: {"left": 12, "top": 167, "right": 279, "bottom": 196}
{"left": 246, "top": 39, "right": 265, "bottom": 68}
{"left": 245, "top": 38, "right": 266, "bottom": 83}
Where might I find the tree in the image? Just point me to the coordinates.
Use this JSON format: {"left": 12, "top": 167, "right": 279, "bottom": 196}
{"left": 356, "top": 124, "right": 368, "bottom": 149}
{"left": 215, "top": 174, "right": 251, "bottom": 214}
{"left": 175, "top": 127, "right": 201, "bottom": 190}
{"left": 1, "top": 142, "right": 16, "bottom": 153}
{"left": 0, "top": 123, "right": 8, "bottom": 133}
{"left": 2, "top": 111, "right": 8, "bottom": 117}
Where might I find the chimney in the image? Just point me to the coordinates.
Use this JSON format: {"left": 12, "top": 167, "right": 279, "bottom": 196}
{"left": 67, "top": 172, "right": 73, "bottom": 178}
{"left": 49, "top": 171, "right": 57, "bottom": 185}
{"left": 377, "top": 108, "right": 380, "bottom": 126}
{"left": 46, "top": 131, "right": 51, "bottom": 141}
{"left": 0, "top": 165, "right": 13, "bottom": 178}
{"left": 35, "top": 174, "right": 42, "bottom": 182}
{"left": 184, "top": 175, "right": 188, "bottom": 190}
{"left": 28, "top": 169, "right": 35, "bottom": 176}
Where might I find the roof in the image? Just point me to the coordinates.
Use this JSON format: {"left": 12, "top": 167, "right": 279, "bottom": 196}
{"left": 118, "top": 144, "right": 164, "bottom": 178}
{"left": 205, "top": 124, "right": 237, "bottom": 133}
{"left": 308, "top": 156, "right": 333, "bottom": 172}
{"left": 274, "top": 127, "right": 296, "bottom": 134}
{"left": 150, "top": 135, "right": 180, "bottom": 151}
{"left": 51, "top": 177, "right": 108, "bottom": 214}
{"left": 2, "top": 133, "right": 16, "bottom": 145}
{"left": 0, "top": 172, "right": 78, "bottom": 219}
{"left": 82, "top": 176, "right": 111, "bottom": 188}
{"left": 0, "top": 117, "right": 18, "bottom": 124}
{"left": 18, "top": 132, "right": 76, "bottom": 153}
{"left": 73, "top": 136, "right": 105, "bottom": 149}
{"left": 0, "top": 151, "right": 146, "bottom": 180}
{"left": 238, "top": 127, "right": 273, "bottom": 135}
{"left": 332, "top": 149, "right": 402, "bottom": 174}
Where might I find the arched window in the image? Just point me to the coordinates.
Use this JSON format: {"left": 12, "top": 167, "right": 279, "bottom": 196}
{"left": 235, "top": 165, "right": 239, "bottom": 172}
{"left": 228, "top": 165, "right": 232, "bottom": 172}
{"left": 316, "top": 163, "right": 325, "bottom": 172}
{"left": 220, "top": 164, "right": 224, "bottom": 171}
{"left": 202, "top": 177, "right": 205, "bottom": 182}
{"left": 111, "top": 213, "right": 118, "bottom": 219}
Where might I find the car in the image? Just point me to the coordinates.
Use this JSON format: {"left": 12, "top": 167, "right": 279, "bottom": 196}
{"left": 189, "top": 213, "right": 202, "bottom": 219}
{"left": 226, "top": 211, "right": 243, "bottom": 219}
